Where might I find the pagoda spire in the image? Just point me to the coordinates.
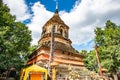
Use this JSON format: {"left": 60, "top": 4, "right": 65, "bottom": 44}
{"left": 55, "top": 0, "right": 58, "bottom": 13}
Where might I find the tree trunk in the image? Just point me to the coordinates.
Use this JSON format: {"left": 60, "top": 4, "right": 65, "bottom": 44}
{"left": 113, "top": 73, "right": 118, "bottom": 80}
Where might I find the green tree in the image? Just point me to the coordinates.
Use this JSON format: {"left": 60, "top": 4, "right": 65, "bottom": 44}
{"left": 81, "top": 50, "right": 98, "bottom": 72}
{"left": 95, "top": 20, "right": 120, "bottom": 80}
{"left": 0, "top": 0, "right": 32, "bottom": 70}
{"left": 22, "top": 45, "right": 38, "bottom": 63}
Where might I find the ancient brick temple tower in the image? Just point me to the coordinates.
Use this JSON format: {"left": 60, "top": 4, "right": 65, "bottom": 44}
{"left": 27, "top": 7, "right": 84, "bottom": 79}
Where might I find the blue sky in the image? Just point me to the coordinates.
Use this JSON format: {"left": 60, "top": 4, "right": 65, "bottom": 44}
{"left": 25, "top": 0, "right": 78, "bottom": 12}
{"left": 3, "top": 0, "right": 120, "bottom": 51}
{"left": 23, "top": 0, "right": 78, "bottom": 24}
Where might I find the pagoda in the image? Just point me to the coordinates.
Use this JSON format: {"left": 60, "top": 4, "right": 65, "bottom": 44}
{"left": 27, "top": 6, "right": 84, "bottom": 79}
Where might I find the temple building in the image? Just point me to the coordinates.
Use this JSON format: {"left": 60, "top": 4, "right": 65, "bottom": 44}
{"left": 27, "top": 7, "right": 85, "bottom": 79}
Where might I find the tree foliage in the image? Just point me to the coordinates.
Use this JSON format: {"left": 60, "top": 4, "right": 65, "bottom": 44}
{"left": 95, "top": 20, "right": 120, "bottom": 73}
{"left": 82, "top": 20, "right": 120, "bottom": 77}
{"left": 0, "top": 0, "right": 32, "bottom": 70}
{"left": 81, "top": 50, "right": 98, "bottom": 72}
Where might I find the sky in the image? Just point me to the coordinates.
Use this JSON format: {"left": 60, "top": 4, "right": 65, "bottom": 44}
{"left": 3, "top": 0, "right": 120, "bottom": 51}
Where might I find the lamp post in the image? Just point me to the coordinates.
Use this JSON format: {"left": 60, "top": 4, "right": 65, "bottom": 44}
{"left": 48, "top": 25, "right": 55, "bottom": 78}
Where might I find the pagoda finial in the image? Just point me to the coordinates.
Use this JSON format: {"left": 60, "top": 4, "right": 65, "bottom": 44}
{"left": 56, "top": 0, "right": 58, "bottom": 10}
{"left": 55, "top": 0, "right": 58, "bottom": 13}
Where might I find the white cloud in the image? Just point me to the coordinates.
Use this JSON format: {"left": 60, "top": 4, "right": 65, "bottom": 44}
{"left": 3, "top": 0, "right": 30, "bottom": 21}
{"left": 61, "top": 0, "right": 120, "bottom": 45}
{"left": 28, "top": 0, "right": 120, "bottom": 47}
{"left": 4, "top": 0, "right": 120, "bottom": 50}
{"left": 27, "top": 2, "right": 53, "bottom": 44}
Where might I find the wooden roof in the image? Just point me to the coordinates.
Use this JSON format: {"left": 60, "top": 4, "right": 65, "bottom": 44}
{"left": 28, "top": 41, "right": 84, "bottom": 59}
{"left": 39, "top": 41, "right": 83, "bottom": 56}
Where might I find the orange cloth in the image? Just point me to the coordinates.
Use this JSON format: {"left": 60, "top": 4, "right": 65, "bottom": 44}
{"left": 30, "top": 73, "right": 43, "bottom": 80}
